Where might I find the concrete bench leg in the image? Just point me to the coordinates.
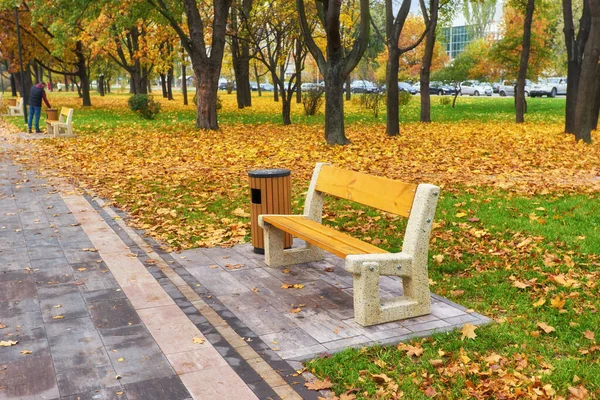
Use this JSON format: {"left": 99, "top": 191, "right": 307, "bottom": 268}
{"left": 262, "top": 223, "right": 323, "bottom": 268}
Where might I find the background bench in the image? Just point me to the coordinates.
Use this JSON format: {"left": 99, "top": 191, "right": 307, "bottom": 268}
{"left": 46, "top": 107, "right": 74, "bottom": 137}
{"left": 8, "top": 98, "right": 23, "bottom": 116}
{"left": 258, "top": 163, "right": 440, "bottom": 326}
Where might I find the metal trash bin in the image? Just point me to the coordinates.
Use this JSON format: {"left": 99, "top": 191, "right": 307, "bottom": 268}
{"left": 46, "top": 108, "right": 58, "bottom": 121}
{"left": 248, "top": 169, "right": 292, "bottom": 254}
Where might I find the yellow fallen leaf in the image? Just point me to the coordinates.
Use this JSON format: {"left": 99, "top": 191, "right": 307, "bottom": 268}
{"left": 20, "top": 350, "right": 32, "bottom": 355}
{"left": 193, "top": 337, "right": 205, "bottom": 344}
{"left": 117, "top": 357, "right": 124, "bottom": 362}
{"left": 461, "top": 323, "right": 478, "bottom": 340}
{"left": 0, "top": 340, "right": 18, "bottom": 347}
{"left": 52, "top": 315, "right": 65, "bottom": 320}
{"left": 305, "top": 378, "right": 334, "bottom": 390}
{"left": 533, "top": 298, "right": 546, "bottom": 308}
{"left": 583, "top": 330, "right": 595, "bottom": 341}
{"left": 232, "top": 208, "right": 250, "bottom": 218}
{"left": 550, "top": 294, "right": 566, "bottom": 310}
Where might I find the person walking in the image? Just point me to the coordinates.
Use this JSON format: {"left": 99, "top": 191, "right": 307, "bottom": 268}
{"left": 28, "top": 81, "right": 51, "bottom": 133}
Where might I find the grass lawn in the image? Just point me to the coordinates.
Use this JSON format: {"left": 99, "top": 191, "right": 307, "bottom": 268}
{"left": 2, "top": 91, "right": 599, "bottom": 399}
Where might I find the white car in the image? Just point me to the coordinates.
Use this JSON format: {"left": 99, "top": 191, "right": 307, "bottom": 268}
{"left": 498, "top": 80, "right": 532, "bottom": 97}
{"left": 459, "top": 81, "right": 492, "bottom": 96}
{"left": 530, "top": 77, "right": 567, "bottom": 98}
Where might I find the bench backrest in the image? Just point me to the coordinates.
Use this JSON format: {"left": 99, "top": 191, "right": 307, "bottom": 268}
{"left": 314, "top": 165, "right": 417, "bottom": 218}
{"left": 59, "top": 108, "right": 73, "bottom": 124}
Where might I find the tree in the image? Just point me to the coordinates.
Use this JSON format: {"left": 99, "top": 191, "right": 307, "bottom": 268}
{"left": 229, "top": 0, "right": 253, "bottom": 109}
{"left": 573, "top": 0, "right": 600, "bottom": 143}
{"left": 375, "top": 0, "right": 431, "bottom": 136}
{"left": 463, "top": 0, "right": 497, "bottom": 39}
{"left": 420, "top": 0, "right": 441, "bottom": 123}
{"left": 563, "top": 0, "right": 591, "bottom": 134}
{"left": 148, "top": 0, "right": 232, "bottom": 130}
{"left": 297, "top": 0, "right": 370, "bottom": 145}
{"left": 515, "top": 0, "right": 536, "bottom": 123}
{"left": 246, "top": 0, "right": 307, "bottom": 125}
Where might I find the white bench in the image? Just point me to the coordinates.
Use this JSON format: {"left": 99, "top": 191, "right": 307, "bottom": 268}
{"left": 258, "top": 163, "right": 440, "bottom": 326}
{"left": 8, "top": 98, "right": 23, "bottom": 116}
{"left": 46, "top": 107, "right": 74, "bottom": 137}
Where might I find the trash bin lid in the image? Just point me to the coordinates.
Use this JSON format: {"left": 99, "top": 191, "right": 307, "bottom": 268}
{"left": 248, "top": 169, "right": 290, "bottom": 178}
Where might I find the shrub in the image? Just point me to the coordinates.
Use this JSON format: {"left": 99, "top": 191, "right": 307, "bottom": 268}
{"left": 398, "top": 91, "right": 412, "bottom": 106}
{"left": 358, "top": 92, "right": 386, "bottom": 118}
{"left": 439, "top": 96, "right": 452, "bottom": 106}
{"left": 128, "top": 94, "right": 161, "bottom": 120}
{"left": 191, "top": 94, "right": 222, "bottom": 110}
{"left": 302, "top": 87, "right": 325, "bottom": 116}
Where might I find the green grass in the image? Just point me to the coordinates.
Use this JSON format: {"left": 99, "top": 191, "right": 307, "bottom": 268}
{"left": 306, "top": 188, "right": 600, "bottom": 398}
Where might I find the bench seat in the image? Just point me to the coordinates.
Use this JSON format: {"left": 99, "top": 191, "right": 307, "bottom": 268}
{"left": 262, "top": 215, "right": 387, "bottom": 259}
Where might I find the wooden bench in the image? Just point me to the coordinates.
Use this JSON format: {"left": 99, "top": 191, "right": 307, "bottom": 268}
{"left": 258, "top": 163, "right": 440, "bottom": 326}
{"left": 46, "top": 107, "right": 74, "bottom": 137}
{"left": 8, "top": 98, "right": 23, "bottom": 116}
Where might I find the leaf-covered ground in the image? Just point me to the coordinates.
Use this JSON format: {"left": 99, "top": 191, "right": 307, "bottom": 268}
{"left": 2, "top": 93, "right": 599, "bottom": 399}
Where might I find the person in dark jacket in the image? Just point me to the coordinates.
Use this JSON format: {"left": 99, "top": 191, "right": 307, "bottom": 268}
{"left": 28, "top": 81, "right": 51, "bottom": 133}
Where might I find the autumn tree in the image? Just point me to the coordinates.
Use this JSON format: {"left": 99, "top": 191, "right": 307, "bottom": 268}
{"left": 374, "top": 0, "right": 430, "bottom": 136}
{"left": 297, "top": 0, "right": 370, "bottom": 145}
{"left": 148, "top": 0, "right": 231, "bottom": 130}
{"left": 246, "top": 0, "right": 307, "bottom": 124}
{"left": 573, "top": 0, "right": 600, "bottom": 143}
{"left": 229, "top": 0, "right": 253, "bottom": 108}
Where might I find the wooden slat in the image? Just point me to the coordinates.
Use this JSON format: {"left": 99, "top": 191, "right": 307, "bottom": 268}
{"left": 315, "top": 165, "right": 417, "bottom": 218}
{"left": 262, "top": 215, "right": 387, "bottom": 259}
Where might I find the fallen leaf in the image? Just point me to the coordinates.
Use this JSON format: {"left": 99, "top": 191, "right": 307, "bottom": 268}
{"left": 583, "top": 330, "right": 595, "bottom": 341}
{"left": 282, "top": 268, "right": 290, "bottom": 274}
{"left": 370, "top": 373, "right": 392, "bottom": 383}
{"left": 117, "top": 357, "right": 124, "bottom": 362}
{"left": 20, "top": 350, "right": 32, "bottom": 355}
{"left": 550, "top": 294, "right": 566, "bottom": 310}
{"left": 252, "top": 287, "right": 259, "bottom": 293}
{"left": 432, "top": 254, "right": 444, "bottom": 264}
{"left": 568, "top": 385, "right": 589, "bottom": 399}
{"left": 193, "top": 337, "right": 205, "bottom": 344}
{"left": 406, "top": 345, "right": 424, "bottom": 357}
{"left": 461, "top": 323, "right": 478, "bottom": 340}
{"left": 305, "top": 378, "right": 333, "bottom": 391}
{"left": 423, "top": 386, "right": 437, "bottom": 397}
{"left": 533, "top": 298, "right": 546, "bottom": 308}
{"left": 512, "top": 280, "right": 529, "bottom": 289}
{"left": 0, "top": 341, "right": 18, "bottom": 347}
{"left": 0, "top": 323, "right": 6, "bottom": 329}
{"left": 537, "top": 322, "right": 556, "bottom": 334}
{"left": 232, "top": 208, "right": 250, "bottom": 218}
{"left": 225, "top": 263, "right": 242, "bottom": 270}
{"left": 52, "top": 315, "right": 64, "bottom": 320}
{"left": 290, "top": 307, "right": 302, "bottom": 313}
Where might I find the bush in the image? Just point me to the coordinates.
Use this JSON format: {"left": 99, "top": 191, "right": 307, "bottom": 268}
{"left": 128, "top": 94, "right": 161, "bottom": 120}
{"left": 302, "top": 87, "right": 325, "bottom": 116}
{"left": 398, "top": 91, "right": 412, "bottom": 106}
{"left": 439, "top": 96, "right": 452, "bottom": 106}
{"left": 358, "top": 92, "right": 386, "bottom": 118}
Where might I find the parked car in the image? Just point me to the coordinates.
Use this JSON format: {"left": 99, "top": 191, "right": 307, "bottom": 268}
{"left": 530, "top": 77, "right": 567, "bottom": 97}
{"left": 498, "top": 80, "right": 532, "bottom": 97}
{"left": 459, "top": 80, "right": 492, "bottom": 96}
{"left": 429, "top": 81, "right": 457, "bottom": 95}
{"left": 398, "top": 82, "right": 418, "bottom": 94}
{"left": 492, "top": 81, "right": 502, "bottom": 93}
{"left": 260, "top": 83, "right": 274, "bottom": 91}
{"left": 350, "top": 80, "right": 379, "bottom": 94}
{"left": 301, "top": 82, "right": 323, "bottom": 91}
{"left": 412, "top": 82, "right": 420, "bottom": 93}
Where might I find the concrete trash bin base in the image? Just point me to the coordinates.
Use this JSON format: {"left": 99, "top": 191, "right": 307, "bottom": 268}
{"left": 248, "top": 169, "right": 292, "bottom": 254}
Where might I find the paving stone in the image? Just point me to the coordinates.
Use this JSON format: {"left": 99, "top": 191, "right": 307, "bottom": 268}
{"left": 0, "top": 355, "right": 59, "bottom": 400}
{"left": 430, "top": 299, "right": 470, "bottom": 319}
{"left": 0, "top": 279, "right": 36, "bottom": 301}
{"left": 60, "top": 387, "right": 127, "bottom": 400}
{"left": 55, "top": 365, "right": 120, "bottom": 397}
{"left": 88, "top": 298, "right": 141, "bottom": 330}
{"left": 259, "top": 327, "right": 325, "bottom": 356}
{"left": 63, "top": 248, "right": 104, "bottom": 264}
{"left": 48, "top": 330, "right": 112, "bottom": 371}
{"left": 33, "top": 264, "right": 74, "bottom": 285}
{"left": 70, "top": 262, "right": 119, "bottom": 292}
{"left": 0, "top": 231, "right": 26, "bottom": 248}
{"left": 179, "top": 367, "right": 257, "bottom": 400}
{"left": 284, "top": 308, "right": 362, "bottom": 343}
{"left": 122, "top": 375, "right": 190, "bottom": 400}
{"left": 44, "top": 316, "right": 97, "bottom": 337}
{"left": 81, "top": 288, "right": 127, "bottom": 304}
{"left": 0, "top": 337, "right": 51, "bottom": 364}
{"left": 0, "top": 247, "right": 30, "bottom": 271}
{"left": 0, "top": 299, "right": 45, "bottom": 342}
{"left": 25, "top": 236, "right": 60, "bottom": 248}
{"left": 27, "top": 244, "right": 65, "bottom": 261}
{"left": 405, "top": 319, "right": 452, "bottom": 333}
{"left": 186, "top": 265, "right": 251, "bottom": 297}
{"left": 443, "top": 313, "right": 483, "bottom": 326}
{"left": 38, "top": 284, "right": 89, "bottom": 323}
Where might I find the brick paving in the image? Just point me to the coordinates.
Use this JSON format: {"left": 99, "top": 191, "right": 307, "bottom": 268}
{"left": 0, "top": 133, "right": 490, "bottom": 400}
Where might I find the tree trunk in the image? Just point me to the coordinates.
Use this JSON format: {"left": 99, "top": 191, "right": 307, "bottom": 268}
{"left": 99, "top": 75, "right": 105, "bottom": 96}
{"left": 253, "top": 63, "right": 262, "bottom": 97}
{"left": 10, "top": 74, "right": 16, "bottom": 96}
{"left": 230, "top": 2, "right": 252, "bottom": 109}
{"left": 562, "top": 0, "right": 590, "bottom": 134}
{"left": 516, "top": 0, "right": 535, "bottom": 123}
{"left": 282, "top": 93, "right": 291, "bottom": 125}
{"left": 386, "top": 47, "right": 400, "bottom": 135}
{"left": 345, "top": 75, "right": 351, "bottom": 101}
{"left": 191, "top": 58, "right": 221, "bottom": 129}
{"left": 64, "top": 75, "right": 69, "bottom": 92}
{"left": 14, "top": 66, "right": 32, "bottom": 105}
{"left": 107, "top": 79, "right": 111, "bottom": 93}
{"left": 296, "top": 38, "right": 303, "bottom": 104}
{"left": 48, "top": 70, "right": 52, "bottom": 91}
{"left": 574, "top": 4, "right": 600, "bottom": 143}
{"left": 75, "top": 42, "right": 92, "bottom": 106}
{"left": 272, "top": 71, "right": 279, "bottom": 102}
{"left": 160, "top": 73, "right": 168, "bottom": 97}
{"left": 324, "top": 69, "right": 350, "bottom": 145}
{"left": 182, "top": 62, "right": 188, "bottom": 105}
{"left": 420, "top": 0, "right": 439, "bottom": 123}
{"left": 167, "top": 65, "right": 174, "bottom": 100}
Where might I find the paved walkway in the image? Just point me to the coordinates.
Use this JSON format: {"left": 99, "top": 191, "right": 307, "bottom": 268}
{"left": 0, "top": 132, "right": 490, "bottom": 400}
